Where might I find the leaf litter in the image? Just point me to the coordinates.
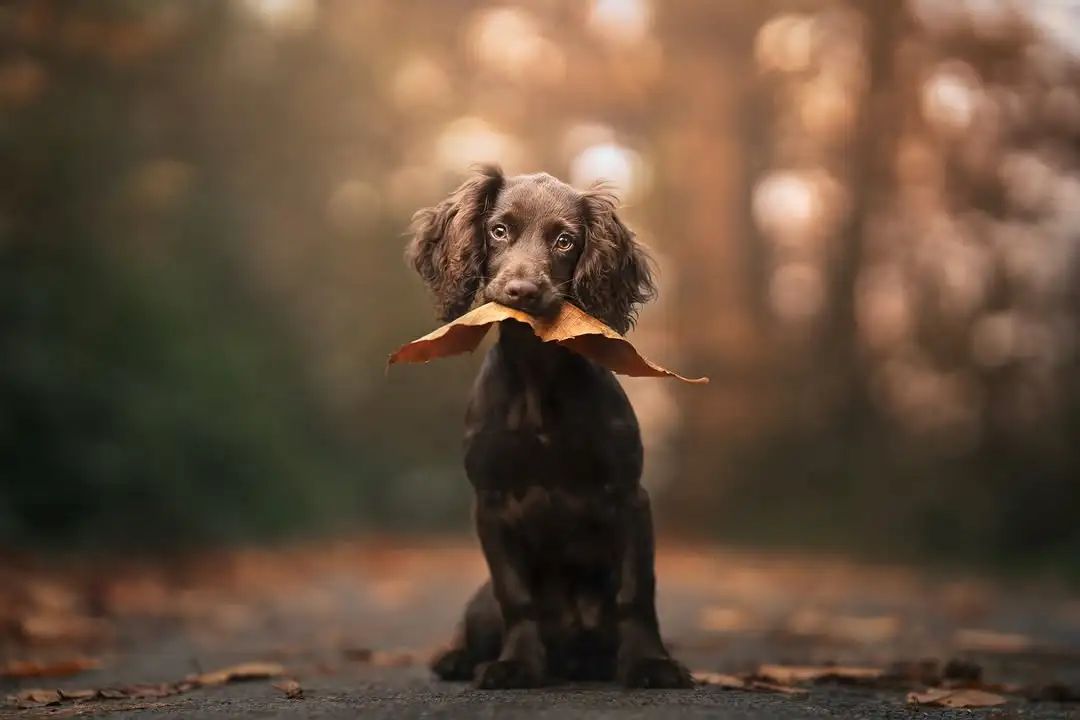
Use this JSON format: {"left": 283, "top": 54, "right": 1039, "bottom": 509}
{"left": 692, "top": 671, "right": 809, "bottom": 695}
{"left": 691, "top": 658, "right": 1080, "bottom": 708}
{"left": 907, "top": 688, "right": 1008, "bottom": 708}
{"left": 272, "top": 678, "right": 304, "bottom": 699}
{"left": 6, "top": 661, "right": 287, "bottom": 709}
{"left": 5, "top": 545, "right": 1080, "bottom": 711}
{"left": 341, "top": 645, "right": 419, "bottom": 667}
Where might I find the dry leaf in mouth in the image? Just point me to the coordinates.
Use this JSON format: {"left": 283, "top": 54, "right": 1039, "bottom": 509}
{"left": 388, "top": 302, "right": 708, "bottom": 384}
{"left": 907, "top": 687, "right": 1007, "bottom": 708}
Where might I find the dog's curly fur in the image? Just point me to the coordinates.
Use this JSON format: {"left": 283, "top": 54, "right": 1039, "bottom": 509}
{"left": 405, "top": 164, "right": 690, "bottom": 689}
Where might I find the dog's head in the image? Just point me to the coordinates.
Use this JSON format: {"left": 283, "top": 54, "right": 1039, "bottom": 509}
{"left": 406, "top": 164, "right": 656, "bottom": 334}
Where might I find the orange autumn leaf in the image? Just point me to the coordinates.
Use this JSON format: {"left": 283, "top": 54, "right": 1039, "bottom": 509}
{"left": 273, "top": 678, "right": 304, "bottom": 699}
{"left": 0, "top": 657, "right": 101, "bottom": 679}
{"left": 11, "top": 689, "right": 62, "bottom": 708}
{"left": 692, "top": 670, "right": 808, "bottom": 696}
{"left": 692, "top": 671, "right": 750, "bottom": 689}
{"left": 388, "top": 302, "right": 708, "bottom": 384}
{"left": 907, "top": 688, "right": 1007, "bottom": 708}
{"left": 186, "top": 661, "right": 285, "bottom": 687}
{"left": 756, "top": 664, "right": 884, "bottom": 685}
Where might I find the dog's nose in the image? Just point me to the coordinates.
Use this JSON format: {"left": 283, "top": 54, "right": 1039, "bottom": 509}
{"left": 504, "top": 279, "right": 540, "bottom": 304}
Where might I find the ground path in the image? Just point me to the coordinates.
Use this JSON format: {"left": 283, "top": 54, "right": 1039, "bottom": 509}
{"left": 4, "top": 539, "right": 1080, "bottom": 718}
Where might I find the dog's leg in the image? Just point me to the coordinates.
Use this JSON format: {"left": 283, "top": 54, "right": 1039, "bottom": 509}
{"left": 614, "top": 488, "right": 693, "bottom": 689}
{"left": 429, "top": 580, "right": 503, "bottom": 681}
{"left": 472, "top": 491, "right": 547, "bottom": 688}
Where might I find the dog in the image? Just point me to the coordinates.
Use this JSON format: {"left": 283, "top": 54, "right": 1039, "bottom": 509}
{"left": 405, "top": 164, "right": 692, "bottom": 689}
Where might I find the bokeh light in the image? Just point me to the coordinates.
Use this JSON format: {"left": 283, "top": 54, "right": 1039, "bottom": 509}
{"left": 587, "top": 0, "right": 653, "bottom": 44}
{"left": 5, "top": 0, "right": 1080, "bottom": 608}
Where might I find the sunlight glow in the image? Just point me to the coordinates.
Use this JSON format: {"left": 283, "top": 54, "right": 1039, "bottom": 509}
{"left": 587, "top": 0, "right": 652, "bottom": 44}
{"left": 569, "top": 142, "right": 645, "bottom": 199}
{"left": 240, "top": 0, "right": 317, "bottom": 35}
{"left": 436, "top": 117, "right": 521, "bottom": 171}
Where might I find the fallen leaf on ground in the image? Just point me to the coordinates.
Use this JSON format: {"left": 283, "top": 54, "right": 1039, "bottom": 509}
{"left": 11, "top": 689, "right": 62, "bottom": 708}
{"left": 188, "top": 661, "right": 285, "bottom": 686}
{"left": 756, "top": 664, "right": 883, "bottom": 686}
{"left": 692, "top": 670, "right": 808, "bottom": 695}
{"left": 692, "top": 671, "right": 748, "bottom": 689}
{"left": 0, "top": 657, "right": 101, "bottom": 678}
{"left": 124, "top": 683, "right": 181, "bottom": 699}
{"left": 907, "top": 688, "right": 1007, "bottom": 708}
{"left": 58, "top": 688, "right": 98, "bottom": 701}
{"left": 273, "top": 679, "right": 304, "bottom": 699}
{"left": 372, "top": 651, "right": 416, "bottom": 667}
{"left": 342, "top": 647, "right": 416, "bottom": 667}
{"left": 6, "top": 664, "right": 291, "bottom": 710}
{"left": 388, "top": 302, "right": 708, "bottom": 383}
{"left": 97, "top": 688, "right": 129, "bottom": 700}
{"left": 953, "top": 629, "right": 1033, "bottom": 654}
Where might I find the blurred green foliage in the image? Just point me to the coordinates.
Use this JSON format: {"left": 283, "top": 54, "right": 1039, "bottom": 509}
{"left": 0, "top": 0, "right": 469, "bottom": 553}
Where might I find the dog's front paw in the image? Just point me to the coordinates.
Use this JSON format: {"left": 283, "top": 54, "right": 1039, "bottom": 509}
{"left": 620, "top": 656, "right": 694, "bottom": 689}
{"left": 474, "top": 659, "right": 544, "bottom": 689}
{"left": 429, "top": 647, "right": 477, "bottom": 682}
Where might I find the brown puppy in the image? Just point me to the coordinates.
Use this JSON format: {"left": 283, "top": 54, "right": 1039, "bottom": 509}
{"left": 406, "top": 164, "right": 692, "bottom": 689}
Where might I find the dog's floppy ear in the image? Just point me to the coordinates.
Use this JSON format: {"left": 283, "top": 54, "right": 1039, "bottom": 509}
{"left": 574, "top": 184, "right": 657, "bottom": 334}
{"left": 406, "top": 164, "right": 505, "bottom": 321}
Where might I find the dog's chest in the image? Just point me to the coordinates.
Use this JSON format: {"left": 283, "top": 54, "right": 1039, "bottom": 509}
{"left": 498, "top": 484, "right": 622, "bottom": 559}
{"left": 500, "top": 484, "right": 616, "bottom": 527}
{"left": 466, "top": 376, "right": 634, "bottom": 476}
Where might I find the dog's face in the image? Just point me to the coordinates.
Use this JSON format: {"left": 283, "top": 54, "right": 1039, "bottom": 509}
{"left": 406, "top": 165, "right": 656, "bottom": 335}
{"left": 481, "top": 174, "right": 585, "bottom": 320}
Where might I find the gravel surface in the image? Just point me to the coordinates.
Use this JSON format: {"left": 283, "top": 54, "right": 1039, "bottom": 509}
{"left": 77, "top": 681, "right": 1080, "bottom": 720}
{"left": 22, "top": 673, "right": 1080, "bottom": 720}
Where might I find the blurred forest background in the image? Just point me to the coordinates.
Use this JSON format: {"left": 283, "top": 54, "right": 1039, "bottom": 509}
{"left": 2, "top": 0, "right": 1079, "bottom": 578}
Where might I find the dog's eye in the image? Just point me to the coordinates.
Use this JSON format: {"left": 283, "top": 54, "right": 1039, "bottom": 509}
{"left": 554, "top": 233, "right": 575, "bottom": 252}
{"left": 490, "top": 224, "right": 508, "bottom": 240}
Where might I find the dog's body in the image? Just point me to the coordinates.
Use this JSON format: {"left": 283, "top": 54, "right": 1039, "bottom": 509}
{"left": 406, "top": 165, "right": 691, "bottom": 689}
